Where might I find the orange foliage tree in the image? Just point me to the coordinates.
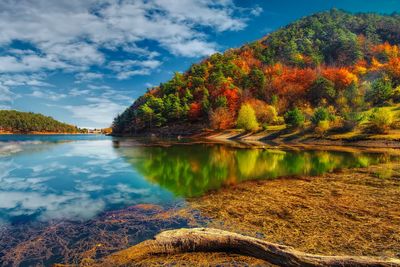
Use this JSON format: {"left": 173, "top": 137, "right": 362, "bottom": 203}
{"left": 321, "top": 67, "right": 358, "bottom": 91}
{"left": 269, "top": 65, "right": 317, "bottom": 107}
{"left": 209, "top": 107, "right": 235, "bottom": 130}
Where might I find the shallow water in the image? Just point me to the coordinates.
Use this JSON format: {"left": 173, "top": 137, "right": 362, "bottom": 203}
{"left": 0, "top": 134, "right": 398, "bottom": 265}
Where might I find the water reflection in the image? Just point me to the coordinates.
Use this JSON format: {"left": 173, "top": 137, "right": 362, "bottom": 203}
{"left": 0, "top": 134, "right": 397, "bottom": 224}
{"left": 0, "top": 135, "right": 175, "bottom": 224}
{"left": 117, "top": 143, "right": 393, "bottom": 197}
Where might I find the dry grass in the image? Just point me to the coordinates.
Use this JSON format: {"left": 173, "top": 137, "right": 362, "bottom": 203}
{"left": 187, "top": 163, "right": 400, "bottom": 258}
{"left": 98, "top": 252, "right": 274, "bottom": 267}
{"left": 94, "top": 162, "right": 400, "bottom": 266}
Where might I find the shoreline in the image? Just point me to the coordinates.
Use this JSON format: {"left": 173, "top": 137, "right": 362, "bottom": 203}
{"left": 0, "top": 132, "right": 99, "bottom": 135}
{"left": 112, "top": 128, "right": 400, "bottom": 149}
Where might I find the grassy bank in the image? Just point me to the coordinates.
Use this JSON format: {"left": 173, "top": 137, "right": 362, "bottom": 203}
{"left": 204, "top": 104, "right": 400, "bottom": 148}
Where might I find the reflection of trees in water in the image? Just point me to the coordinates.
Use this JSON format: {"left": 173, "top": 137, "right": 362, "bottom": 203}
{"left": 117, "top": 144, "right": 391, "bottom": 198}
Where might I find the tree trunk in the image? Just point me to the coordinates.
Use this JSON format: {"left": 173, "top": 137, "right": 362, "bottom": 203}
{"left": 98, "top": 228, "right": 400, "bottom": 266}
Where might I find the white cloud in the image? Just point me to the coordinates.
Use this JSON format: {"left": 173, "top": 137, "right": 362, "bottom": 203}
{"left": 63, "top": 97, "right": 126, "bottom": 127}
{"left": 162, "top": 39, "right": 217, "bottom": 57}
{"left": 108, "top": 59, "right": 162, "bottom": 79}
{"left": 30, "top": 89, "right": 67, "bottom": 101}
{"left": 0, "top": 55, "right": 68, "bottom": 73}
{"left": 0, "top": 73, "right": 52, "bottom": 87}
{"left": 75, "top": 72, "right": 104, "bottom": 83}
{"left": 68, "top": 88, "right": 91, "bottom": 96}
{"left": 0, "top": 0, "right": 258, "bottom": 75}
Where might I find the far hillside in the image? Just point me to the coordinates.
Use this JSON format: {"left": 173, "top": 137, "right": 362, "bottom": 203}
{"left": 0, "top": 110, "right": 86, "bottom": 134}
{"left": 112, "top": 9, "right": 400, "bottom": 139}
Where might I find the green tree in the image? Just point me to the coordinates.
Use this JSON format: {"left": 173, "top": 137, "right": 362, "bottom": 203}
{"left": 308, "top": 76, "right": 336, "bottom": 105}
{"left": 284, "top": 107, "right": 305, "bottom": 128}
{"left": 243, "top": 67, "right": 266, "bottom": 98}
{"left": 215, "top": 95, "right": 228, "bottom": 108}
{"left": 366, "top": 77, "right": 393, "bottom": 105}
{"left": 237, "top": 104, "right": 259, "bottom": 131}
{"left": 311, "top": 107, "right": 332, "bottom": 125}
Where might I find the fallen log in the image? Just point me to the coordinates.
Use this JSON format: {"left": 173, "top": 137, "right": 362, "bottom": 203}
{"left": 98, "top": 228, "right": 400, "bottom": 267}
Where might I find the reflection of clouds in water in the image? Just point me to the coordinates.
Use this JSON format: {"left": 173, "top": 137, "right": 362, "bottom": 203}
{"left": 106, "top": 187, "right": 153, "bottom": 205}
{"left": 70, "top": 166, "right": 91, "bottom": 175}
{"left": 76, "top": 181, "right": 103, "bottom": 192}
{"left": 0, "top": 141, "right": 44, "bottom": 157}
{"left": 65, "top": 140, "right": 118, "bottom": 159}
{"left": 0, "top": 143, "right": 22, "bottom": 156}
{"left": 0, "top": 176, "right": 52, "bottom": 191}
{"left": 0, "top": 191, "right": 105, "bottom": 222}
{"left": 0, "top": 138, "right": 173, "bottom": 223}
{"left": 0, "top": 159, "right": 18, "bottom": 179}
{"left": 31, "top": 162, "right": 67, "bottom": 174}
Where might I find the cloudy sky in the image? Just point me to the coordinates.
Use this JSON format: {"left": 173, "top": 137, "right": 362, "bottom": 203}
{"left": 1, "top": 0, "right": 399, "bottom": 128}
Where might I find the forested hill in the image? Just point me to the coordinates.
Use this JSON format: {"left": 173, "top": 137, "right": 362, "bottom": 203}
{"left": 0, "top": 110, "right": 85, "bottom": 134}
{"left": 113, "top": 9, "right": 400, "bottom": 135}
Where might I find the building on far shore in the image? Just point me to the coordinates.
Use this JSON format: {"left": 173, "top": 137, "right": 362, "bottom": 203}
{"left": 87, "top": 129, "right": 102, "bottom": 134}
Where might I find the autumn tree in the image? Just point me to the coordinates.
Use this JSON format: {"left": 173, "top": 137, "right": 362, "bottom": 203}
{"left": 246, "top": 99, "right": 277, "bottom": 124}
{"left": 188, "top": 102, "right": 202, "bottom": 121}
{"left": 209, "top": 107, "right": 235, "bottom": 130}
{"left": 236, "top": 104, "right": 259, "bottom": 131}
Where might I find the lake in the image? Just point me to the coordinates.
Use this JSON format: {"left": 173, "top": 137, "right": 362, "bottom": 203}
{"left": 0, "top": 134, "right": 398, "bottom": 265}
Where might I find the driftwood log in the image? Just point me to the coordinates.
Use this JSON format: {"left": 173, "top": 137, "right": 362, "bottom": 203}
{"left": 97, "top": 228, "right": 400, "bottom": 266}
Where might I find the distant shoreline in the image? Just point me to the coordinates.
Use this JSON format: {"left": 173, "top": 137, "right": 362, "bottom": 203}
{"left": 0, "top": 131, "right": 99, "bottom": 135}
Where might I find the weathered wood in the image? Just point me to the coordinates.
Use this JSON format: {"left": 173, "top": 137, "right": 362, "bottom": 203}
{"left": 98, "top": 228, "right": 400, "bottom": 266}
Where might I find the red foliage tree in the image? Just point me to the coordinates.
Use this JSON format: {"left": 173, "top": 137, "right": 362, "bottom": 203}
{"left": 188, "top": 102, "right": 202, "bottom": 121}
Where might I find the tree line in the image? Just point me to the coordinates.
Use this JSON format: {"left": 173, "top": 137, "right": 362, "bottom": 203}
{"left": 0, "top": 110, "right": 86, "bottom": 133}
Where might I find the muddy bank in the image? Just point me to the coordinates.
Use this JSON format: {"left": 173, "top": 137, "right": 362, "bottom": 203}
{"left": 204, "top": 129, "right": 400, "bottom": 149}
{"left": 113, "top": 126, "right": 400, "bottom": 149}
{"left": 94, "top": 162, "right": 400, "bottom": 266}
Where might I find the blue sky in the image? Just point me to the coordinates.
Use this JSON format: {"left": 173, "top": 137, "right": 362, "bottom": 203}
{"left": 1, "top": 0, "right": 399, "bottom": 128}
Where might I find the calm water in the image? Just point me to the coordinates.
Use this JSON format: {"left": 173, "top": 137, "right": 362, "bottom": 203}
{"left": 1, "top": 134, "right": 399, "bottom": 265}
{"left": 0, "top": 134, "right": 396, "bottom": 225}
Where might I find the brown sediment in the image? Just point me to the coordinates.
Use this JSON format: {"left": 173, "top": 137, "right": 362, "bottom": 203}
{"left": 187, "top": 163, "right": 400, "bottom": 257}
{"left": 92, "top": 163, "right": 400, "bottom": 266}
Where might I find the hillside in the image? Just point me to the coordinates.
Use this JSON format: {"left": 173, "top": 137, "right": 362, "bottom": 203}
{"left": 112, "top": 9, "right": 400, "bottom": 136}
{"left": 0, "top": 110, "right": 85, "bottom": 134}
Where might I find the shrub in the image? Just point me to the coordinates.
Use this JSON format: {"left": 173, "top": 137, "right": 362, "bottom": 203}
{"left": 393, "top": 86, "right": 400, "bottom": 103}
{"left": 284, "top": 107, "right": 305, "bottom": 128}
{"left": 366, "top": 77, "right": 393, "bottom": 105}
{"left": 369, "top": 108, "right": 393, "bottom": 134}
{"left": 311, "top": 107, "right": 331, "bottom": 125}
{"left": 315, "top": 120, "right": 330, "bottom": 136}
{"left": 246, "top": 99, "right": 277, "bottom": 124}
{"left": 237, "top": 104, "right": 259, "bottom": 131}
{"left": 209, "top": 107, "right": 235, "bottom": 130}
{"left": 274, "top": 116, "right": 285, "bottom": 125}
{"left": 342, "top": 112, "right": 364, "bottom": 131}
